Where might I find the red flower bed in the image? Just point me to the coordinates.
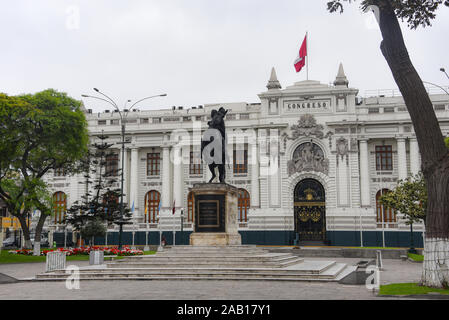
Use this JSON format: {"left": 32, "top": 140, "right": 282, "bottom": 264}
{"left": 9, "top": 246, "right": 144, "bottom": 256}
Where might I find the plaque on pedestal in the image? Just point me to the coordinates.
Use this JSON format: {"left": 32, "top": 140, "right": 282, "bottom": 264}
{"left": 189, "top": 183, "right": 241, "bottom": 246}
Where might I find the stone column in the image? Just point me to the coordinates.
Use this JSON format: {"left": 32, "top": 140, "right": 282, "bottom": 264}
{"left": 173, "top": 145, "right": 184, "bottom": 210}
{"left": 359, "top": 139, "right": 371, "bottom": 206}
{"left": 161, "top": 145, "right": 172, "bottom": 211}
{"left": 397, "top": 137, "right": 407, "bottom": 181}
{"left": 409, "top": 137, "right": 421, "bottom": 176}
{"left": 250, "top": 136, "right": 260, "bottom": 208}
{"left": 129, "top": 148, "right": 139, "bottom": 217}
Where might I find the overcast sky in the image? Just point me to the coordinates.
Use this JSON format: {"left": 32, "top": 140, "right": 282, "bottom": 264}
{"left": 1, "top": 0, "right": 448, "bottom": 112}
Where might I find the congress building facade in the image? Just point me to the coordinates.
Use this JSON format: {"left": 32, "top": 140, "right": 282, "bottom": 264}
{"left": 43, "top": 64, "right": 449, "bottom": 247}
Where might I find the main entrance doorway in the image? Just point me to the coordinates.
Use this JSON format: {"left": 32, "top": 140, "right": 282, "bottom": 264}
{"left": 294, "top": 179, "right": 326, "bottom": 242}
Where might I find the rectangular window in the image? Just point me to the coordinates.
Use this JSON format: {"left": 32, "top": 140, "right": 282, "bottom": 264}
{"left": 110, "top": 119, "right": 120, "bottom": 125}
{"left": 233, "top": 144, "right": 248, "bottom": 174}
{"left": 141, "top": 118, "right": 149, "bottom": 124}
{"left": 189, "top": 148, "right": 203, "bottom": 175}
{"left": 54, "top": 167, "right": 66, "bottom": 177}
{"left": 147, "top": 153, "right": 161, "bottom": 176}
{"left": 98, "top": 120, "right": 107, "bottom": 125}
{"left": 153, "top": 118, "right": 161, "bottom": 124}
{"left": 375, "top": 146, "right": 393, "bottom": 171}
{"left": 240, "top": 113, "right": 250, "bottom": 120}
{"left": 105, "top": 153, "right": 119, "bottom": 177}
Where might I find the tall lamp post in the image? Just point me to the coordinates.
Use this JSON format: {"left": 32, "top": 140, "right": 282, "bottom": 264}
{"left": 82, "top": 89, "right": 167, "bottom": 250}
{"left": 441, "top": 67, "right": 449, "bottom": 81}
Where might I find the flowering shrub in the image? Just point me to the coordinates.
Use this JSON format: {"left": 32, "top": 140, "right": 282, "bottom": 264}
{"left": 9, "top": 246, "right": 144, "bottom": 257}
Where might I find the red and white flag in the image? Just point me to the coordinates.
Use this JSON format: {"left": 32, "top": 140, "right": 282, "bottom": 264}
{"left": 294, "top": 35, "right": 307, "bottom": 73}
{"left": 172, "top": 200, "right": 176, "bottom": 215}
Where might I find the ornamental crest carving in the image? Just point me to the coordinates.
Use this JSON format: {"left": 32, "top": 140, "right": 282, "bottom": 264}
{"left": 336, "top": 137, "right": 348, "bottom": 159}
{"left": 287, "top": 142, "right": 329, "bottom": 175}
{"left": 290, "top": 114, "right": 325, "bottom": 139}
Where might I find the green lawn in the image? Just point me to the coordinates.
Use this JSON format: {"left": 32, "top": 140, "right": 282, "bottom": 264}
{"left": 0, "top": 250, "right": 155, "bottom": 264}
{"left": 379, "top": 283, "right": 449, "bottom": 296}
{"left": 408, "top": 253, "right": 424, "bottom": 262}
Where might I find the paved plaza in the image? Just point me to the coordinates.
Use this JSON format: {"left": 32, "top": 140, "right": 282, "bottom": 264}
{"left": 0, "top": 257, "right": 423, "bottom": 300}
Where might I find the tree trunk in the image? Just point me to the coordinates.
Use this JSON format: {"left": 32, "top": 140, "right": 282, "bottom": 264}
{"left": 33, "top": 213, "right": 49, "bottom": 256}
{"left": 17, "top": 214, "right": 32, "bottom": 249}
{"left": 377, "top": 0, "right": 449, "bottom": 288}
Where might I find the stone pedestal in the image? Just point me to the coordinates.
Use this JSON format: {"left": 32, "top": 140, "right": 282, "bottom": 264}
{"left": 189, "top": 183, "right": 241, "bottom": 246}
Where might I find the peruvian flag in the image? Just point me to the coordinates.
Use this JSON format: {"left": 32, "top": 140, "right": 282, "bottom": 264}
{"left": 294, "top": 35, "right": 307, "bottom": 73}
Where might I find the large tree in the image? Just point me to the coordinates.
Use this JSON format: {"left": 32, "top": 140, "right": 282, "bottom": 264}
{"left": 327, "top": 0, "right": 449, "bottom": 287}
{"left": 65, "top": 132, "right": 131, "bottom": 246}
{"left": 0, "top": 89, "right": 88, "bottom": 252}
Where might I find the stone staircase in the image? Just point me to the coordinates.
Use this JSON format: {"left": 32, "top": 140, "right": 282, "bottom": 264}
{"left": 33, "top": 245, "right": 356, "bottom": 282}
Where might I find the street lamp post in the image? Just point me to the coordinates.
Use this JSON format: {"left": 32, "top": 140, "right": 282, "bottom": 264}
{"left": 81, "top": 89, "right": 167, "bottom": 250}
{"left": 441, "top": 68, "right": 449, "bottom": 81}
{"left": 180, "top": 209, "right": 184, "bottom": 245}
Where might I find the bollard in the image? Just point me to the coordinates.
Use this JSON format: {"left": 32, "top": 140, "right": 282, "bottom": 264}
{"left": 89, "top": 250, "right": 104, "bottom": 265}
{"left": 376, "top": 250, "right": 383, "bottom": 270}
{"left": 46, "top": 251, "right": 67, "bottom": 272}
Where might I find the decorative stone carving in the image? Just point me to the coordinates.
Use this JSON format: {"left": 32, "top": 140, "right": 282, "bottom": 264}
{"left": 336, "top": 138, "right": 348, "bottom": 159}
{"left": 287, "top": 142, "right": 329, "bottom": 175}
{"left": 289, "top": 114, "right": 325, "bottom": 140}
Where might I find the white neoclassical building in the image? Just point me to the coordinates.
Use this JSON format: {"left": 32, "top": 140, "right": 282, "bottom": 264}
{"left": 44, "top": 64, "right": 449, "bottom": 247}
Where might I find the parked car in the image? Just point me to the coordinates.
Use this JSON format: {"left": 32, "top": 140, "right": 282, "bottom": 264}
{"left": 2, "top": 236, "right": 20, "bottom": 248}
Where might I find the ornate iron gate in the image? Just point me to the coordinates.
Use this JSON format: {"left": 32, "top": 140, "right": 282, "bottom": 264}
{"left": 294, "top": 179, "right": 326, "bottom": 242}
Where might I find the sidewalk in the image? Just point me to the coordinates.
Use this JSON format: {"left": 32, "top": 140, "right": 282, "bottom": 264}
{"left": 0, "top": 257, "right": 423, "bottom": 300}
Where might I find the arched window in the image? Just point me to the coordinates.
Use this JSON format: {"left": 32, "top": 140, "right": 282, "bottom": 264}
{"left": 238, "top": 189, "right": 250, "bottom": 222}
{"left": 144, "top": 191, "right": 161, "bottom": 223}
{"left": 53, "top": 192, "right": 67, "bottom": 224}
{"left": 376, "top": 189, "right": 396, "bottom": 227}
{"left": 103, "top": 192, "right": 119, "bottom": 218}
{"left": 187, "top": 192, "right": 194, "bottom": 222}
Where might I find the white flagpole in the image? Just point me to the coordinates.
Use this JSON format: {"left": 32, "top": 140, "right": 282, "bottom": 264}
{"left": 306, "top": 31, "right": 309, "bottom": 81}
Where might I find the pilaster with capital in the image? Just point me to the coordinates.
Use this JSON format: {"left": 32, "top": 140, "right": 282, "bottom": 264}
{"left": 409, "top": 137, "right": 421, "bottom": 176}
{"left": 359, "top": 139, "right": 371, "bottom": 206}
{"left": 397, "top": 137, "right": 407, "bottom": 181}
{"left": 161, "top": 145, "right": 172, "bottom": 211}
{"left": 129, "top": 147, "right": 139, "bottom": 217}
{"left": 250, "top": 132, "right": 260, "bottom": 208}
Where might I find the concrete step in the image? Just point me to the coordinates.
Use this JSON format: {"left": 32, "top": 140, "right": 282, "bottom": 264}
{"left": 36, "top": 267, "right": 345, "bottom": 281}
{"left": 106, "top": 259, "right": 302, "bottom": 269}
{"left": 118, "top": 253, "right": 293, "bottom": 263}
{"left": 29, "top": 276, "right": 348, "bottom": 282}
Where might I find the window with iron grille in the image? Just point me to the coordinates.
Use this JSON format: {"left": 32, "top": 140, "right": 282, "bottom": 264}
{"left": 53, "top": 192, "right": 67, "bottom": 224}
{"left": 54, "top": 167, "right": 66, "bottom": 177}
{"left": 375, "top": 145, "right": 393, "bottom": 171}
{"left": 187, "top": 192, "right": 194, "bottom": 222}
{"left": 376, "top": 189, "right": 397, "bottom": 226}
{"left": 238, "top": 189, "right": 250, "bottom": 222}
{"left": 147, "top": 153, "right": 161, "bottom": 176}
{"left": 189, "top": 148, "right": 203, "bottom": 175}
{"left": 144, "top": 190, "right": 160, "bottom": 223}
{"left": 233, "top": 144, "right": 248, "bottom": 174}
{"left": 105, "top": 153, "right": 119, "bottom": 176}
